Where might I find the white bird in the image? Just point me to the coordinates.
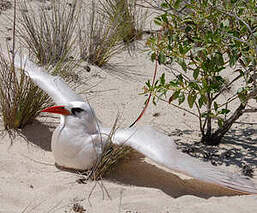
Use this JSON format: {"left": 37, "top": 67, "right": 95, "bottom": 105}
{"left": 11, "top": 54, "right": 257, "bottom": 194}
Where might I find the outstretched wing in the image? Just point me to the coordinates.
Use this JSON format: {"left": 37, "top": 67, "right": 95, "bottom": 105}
{"left": 12, "top": 54, "right": 83, "bottom": 105}
{"left": 101, "top": 126, "right": 257, "bottom": 194}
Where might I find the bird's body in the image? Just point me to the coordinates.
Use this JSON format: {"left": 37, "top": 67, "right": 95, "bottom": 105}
{"left": 10, "top": 53, "right": 257, "bottom": 194}
{"left": 50, "top": 102, "right": 104, "bottom": 170}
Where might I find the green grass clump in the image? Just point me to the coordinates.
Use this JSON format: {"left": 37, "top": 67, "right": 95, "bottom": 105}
{"left": 0, "top": 53, "right": 50, "bottom": 129}
{"left": 79, "top": 1, "right": 123, "bottom": 67}
{"left": 89, "top": 142, "right": 132, "bottom": 181}
{"left": 77, "top": 119, "right": 133, "bottom": 181}
{"left": 0, "top": 51, "right": 80, "bottom": 130}
{"left": 17, "top": 0, "right": 79, "bottom": 66}
{"left": 79, "top": 0, "right": 147, "bottom": 67}
{"left": 100, "top": 0, "right": 146, "bottom": 44}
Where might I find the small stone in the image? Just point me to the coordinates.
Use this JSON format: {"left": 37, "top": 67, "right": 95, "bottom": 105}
{"left": 72, "top": 203, "right": 86, "bottom": 212}
{"left": 153, "top": 112, "right": 160, "bottom": 117}
{"left": 83, "top": 65, "right": 91, "bottom": 72}
{"left": 241, "top": 163, "right": 254, "bottom": 177}
{"left": 211, "top": 160, "right": 217, "bottom": 166}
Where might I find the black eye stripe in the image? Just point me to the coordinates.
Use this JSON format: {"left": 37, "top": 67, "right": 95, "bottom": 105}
{"left": 71, "top": 107, "right": 84, "bottom": 115}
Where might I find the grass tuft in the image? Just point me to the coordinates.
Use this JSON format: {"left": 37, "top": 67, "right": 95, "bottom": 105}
{"left": 78, "top": 118, "right": 133, "bottom": 181}
{"left": 89, "top": 142, "right": 132, "bottom": 181}
{"left": 79, "top": 1, "right": 123, "bottom": 67}
{"left": 79, "top": 1, "right": 147, "bottom": 67}
{"left": 0, "top": 53, "right": 50, "bottom": 129}
{"left": 100, "top": 0, "right": 148, "bottom": 51}
{"left": 101, "top": 0, "right": 146, "bottom": 43}
{"left": 0, "top": 51, "right": 80, "bottom": 130}
{"left": 17, "top": 0, "right": 80, "bottom": 66}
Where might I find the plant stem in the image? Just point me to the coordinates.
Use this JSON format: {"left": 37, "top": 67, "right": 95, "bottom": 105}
{"left": 210, "top": 103, "right": 246, "bottom": 144}
{"left": 205, "top": 87, "right": 212, "bottom": 138}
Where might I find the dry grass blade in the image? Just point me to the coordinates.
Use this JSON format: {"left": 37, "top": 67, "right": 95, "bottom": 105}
{"left": 0, "top": 50, "right": 81, "bottom": 130}
{"left": 0, "top": 53, "right": 51, "bottom": 129}
{"left": 17, "top": 0, "right": 79, "bottom": 65}
{"left": 99, "top": 0, "right": 148, "bottom": 51}
{"left": 79, "top": 1, "right": 123, "bottom": 67}
{"left": 79, "top": 117, "right": 133, "bottom": 181}
{"left": 90, "top": 143, "right": 132, "bottom": 181}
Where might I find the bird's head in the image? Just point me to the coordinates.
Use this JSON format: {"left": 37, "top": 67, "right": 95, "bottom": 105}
{"left": 41, "top": 101, "right": 100, "bottom": 133}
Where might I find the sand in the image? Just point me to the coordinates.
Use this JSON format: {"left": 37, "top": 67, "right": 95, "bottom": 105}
{"left": 0, "top": 1, "right": 256, "bottom": 212}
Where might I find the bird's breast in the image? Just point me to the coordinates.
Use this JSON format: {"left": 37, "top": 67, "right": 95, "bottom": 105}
{"left": 51, "top": 125, "right": 105, "bottom": 170}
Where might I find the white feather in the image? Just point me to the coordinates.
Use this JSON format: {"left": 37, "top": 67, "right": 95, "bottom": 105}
{"left": 13, "top": 54, "right": 83, "bottom": 105}
{"left": 102, "top": 126, "right": 257, "bottom": 194}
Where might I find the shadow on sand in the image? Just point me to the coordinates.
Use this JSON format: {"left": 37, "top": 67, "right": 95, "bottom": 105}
{"left": 166, "top": 125, "right": 257, "bottom": 170}
{"left": 105, "top": 152, "right": 246, "bottom": 199}
{"left": 21, "top": 121, "right": 253, "bottom": 199}
{"left": 20, "top": 119, "right": 54, "bottom": 151}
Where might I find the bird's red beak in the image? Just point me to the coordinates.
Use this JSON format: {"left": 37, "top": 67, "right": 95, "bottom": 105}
{"left": 41, "top": 105, "right": 71, "bottom": 115}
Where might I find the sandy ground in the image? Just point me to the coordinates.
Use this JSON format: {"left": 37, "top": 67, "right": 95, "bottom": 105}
{"left": 0, "top": 1, "right": 257, "bottom": 212}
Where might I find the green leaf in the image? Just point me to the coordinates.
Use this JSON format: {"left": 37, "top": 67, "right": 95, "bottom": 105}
{"left": 153, "top": 97, "right": 157, "bottom": 105}
{"left": 161, "top": 13, "right": 168, "bottom": 24}
{"left": 178, "top": 92, "right": 185, "bottom": 105}
{"left": 160, "top": 3, "right": 169, "bottom": 9}
{"left": 218, "top": 118, "right": 224, "bottom": 128}
{"left": 221, "top": 19, "right": 229, "bottom": 28}
{"left": 220, "top": 108, "right": 230, "bottom": 115}
{"left": 151, "top": 52, "right": 156, "bottom": 62}
{"left": 198, "top": 95, "right": 207, "bottom": 108}
{"left": 154, "top": 17, "right": 162, "bottom": 26}
{"left": 145, "top": 80, "right": 151, "bottom": 88}
{"left": 177, "top": 74, "right": 183, "bottom": 82}
{"left": 169, "top": 80, "right": 178, "bottom": 87}
{"left": 215, "top": 52, "right": 224, "bottom": 66}
{"left": 202, "top": 79, "right": 208, "bottom": 90}
{"left": 174, "top": 0, "right": 182, "bottom": 9}
{"left": 178, "top": 59, "right": 187, "bottom": 71}
{"left": 214, "top": 101, "right": 218, "bottom": 111}
{"left": 158, "top": 52, "right": 166, "bottom": 64}
{"left": 189, "top": 81, "right": 200, "bottom": 90}
{"left": 193, "top": 69, "right": 200, "bottom": 80}
{"left": 160, "top": 73, "right": 165, "bottom": 85}
{"left": 237, "top": 87, "right": 247, "bottom": 103}
{"left": 169, "top": 90, "right": 180, "bottom": 103}
{"left": 229, "top": 52, "right": 238, "bottom": 67}
{"left": 188, "top": 93, "right": 196, "bottom": 108}
{"left": 179, "top": 45, "right": 184, "bottom": 54}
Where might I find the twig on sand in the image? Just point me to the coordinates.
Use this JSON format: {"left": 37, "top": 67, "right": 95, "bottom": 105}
{"left": 87, "top": 176, "right": 112, "bottom": 207}
{"left": 129, "top": 32, "right": 161, "bottom": 127}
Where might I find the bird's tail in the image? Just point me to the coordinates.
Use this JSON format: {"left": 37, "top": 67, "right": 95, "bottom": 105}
{"left": 174, "top": 151, "right": 257, "bottom": 194}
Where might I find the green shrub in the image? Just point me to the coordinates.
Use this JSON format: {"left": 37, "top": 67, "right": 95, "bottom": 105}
{"left": 145, "top": 0, "right": 257, "bottom": 145}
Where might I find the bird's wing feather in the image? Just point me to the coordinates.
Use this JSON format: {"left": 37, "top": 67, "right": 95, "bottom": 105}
{"left": 102, "top": 126, "right": 257, "bottom": 194}
{"left": 13, "top": 54, "right": 83, "bottom": 105}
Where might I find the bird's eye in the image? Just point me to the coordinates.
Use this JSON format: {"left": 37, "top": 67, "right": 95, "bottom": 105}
{"left": 71, "top": 107, "right": 84, "bottom": 115}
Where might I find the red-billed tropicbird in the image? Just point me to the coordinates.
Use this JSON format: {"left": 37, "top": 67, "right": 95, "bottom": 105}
{"left": 11, "top": 54, "right": 257, "bottom": 194}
